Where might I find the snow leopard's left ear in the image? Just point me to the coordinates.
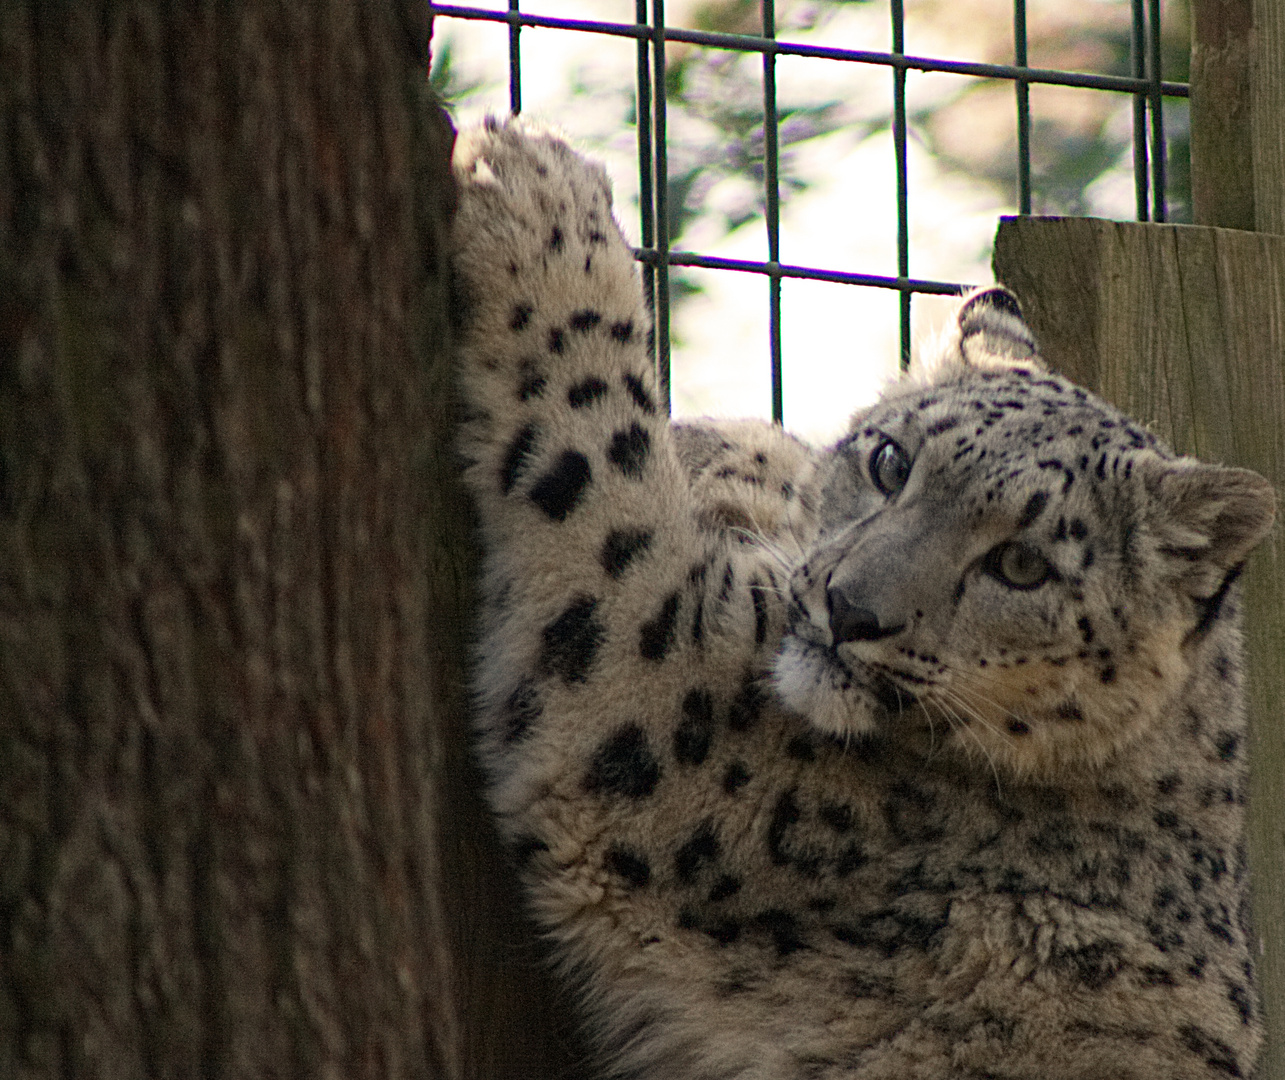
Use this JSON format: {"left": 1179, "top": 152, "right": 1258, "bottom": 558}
{"left": 914, "top": 286, "right": 1046, "bottom": 381}
{"left": 1138, "top": 454, "right": 1276, "bottom": 598}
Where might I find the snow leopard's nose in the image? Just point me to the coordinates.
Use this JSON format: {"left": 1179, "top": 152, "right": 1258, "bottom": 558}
{"left": 826, "top": 586, "right": 903, "bottom": 644}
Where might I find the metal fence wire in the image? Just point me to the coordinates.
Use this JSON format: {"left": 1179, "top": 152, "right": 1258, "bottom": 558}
{"left": 429, "top": 0, "right": 1188, "bottom": 423}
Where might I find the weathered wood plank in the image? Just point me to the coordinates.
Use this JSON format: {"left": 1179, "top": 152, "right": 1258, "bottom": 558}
{"left": 1190, "top": 0, "right": 1285, "bottom": 233}
{"left": 994, "top": 215, "right": 1285, "bottom": 1080}
{"left": 1252, "top": 0, "right": 1285, "bottom": 233}
{"left": 1191, "top": 0, "right": 1256, "bottom": 229}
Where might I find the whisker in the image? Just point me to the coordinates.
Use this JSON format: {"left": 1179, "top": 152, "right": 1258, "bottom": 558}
{"left": 933, "top": 687, "right": 1005, "bottom": 795}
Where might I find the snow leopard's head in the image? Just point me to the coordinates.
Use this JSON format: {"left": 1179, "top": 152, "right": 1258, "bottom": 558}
{"left": 774, "top": 288, "right": 1274, "bottom": 778}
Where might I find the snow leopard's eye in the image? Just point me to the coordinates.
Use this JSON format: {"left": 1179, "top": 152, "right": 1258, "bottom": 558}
{"left": 985, "top": 541, "right": 1054, "bottom": 590}
{"left": 870, "top": 439, "right": 911, "bottom": 497}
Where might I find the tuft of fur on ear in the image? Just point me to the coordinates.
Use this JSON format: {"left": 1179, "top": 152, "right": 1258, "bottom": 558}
{"left": 1137, "top": 454, "right": 1276, "bottom": 599}
{"left": 913, "top": 286, "right": 1045, "bottom": 382}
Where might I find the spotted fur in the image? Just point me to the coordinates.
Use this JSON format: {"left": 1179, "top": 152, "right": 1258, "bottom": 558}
{"left": 453, "top": 118, "right": 1275, "bottom": 1080}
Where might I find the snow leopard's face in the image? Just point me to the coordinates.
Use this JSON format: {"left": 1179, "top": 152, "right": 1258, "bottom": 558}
{"left": 773, "top": 364, "right": 1272, "bottom": 779}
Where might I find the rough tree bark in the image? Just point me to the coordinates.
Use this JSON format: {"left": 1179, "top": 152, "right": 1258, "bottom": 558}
{"left": 0, "top": 4, "right": 585, "bottom": 1077}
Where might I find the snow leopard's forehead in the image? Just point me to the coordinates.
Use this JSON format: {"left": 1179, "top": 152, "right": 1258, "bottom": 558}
{"left": 864, "top": 365, "right": 1160, "bottom": 457}
{"left": 839, "top": 365, "right": 1169, "bottom": 511}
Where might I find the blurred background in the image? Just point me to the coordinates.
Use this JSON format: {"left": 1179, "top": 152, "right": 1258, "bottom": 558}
{"left": 431, "top": 0, "right": 1191, "bottom": 443}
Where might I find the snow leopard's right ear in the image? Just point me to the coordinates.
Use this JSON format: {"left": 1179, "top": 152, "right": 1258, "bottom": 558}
{"left": 1137, "top": 454, "right": 1276, "bottom": 601}
{"left": 915, "top": 286, "right": 1046, "bottom": 380}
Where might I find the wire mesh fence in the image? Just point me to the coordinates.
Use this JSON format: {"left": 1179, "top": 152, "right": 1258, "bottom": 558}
{"left": 429, "top": 0, "right": 1189, "bottom": 428}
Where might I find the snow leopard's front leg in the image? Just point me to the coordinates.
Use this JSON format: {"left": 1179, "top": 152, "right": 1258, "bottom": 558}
{"left": 452, "top": 120, "right": 779, "bottom": 836}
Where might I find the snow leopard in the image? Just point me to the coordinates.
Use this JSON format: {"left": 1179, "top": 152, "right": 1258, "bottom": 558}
{"left": 450, "top": 117, "right": 1275, "bottom": 1080}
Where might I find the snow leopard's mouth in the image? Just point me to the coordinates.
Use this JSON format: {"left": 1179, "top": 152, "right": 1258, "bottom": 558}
{"left": 856, "top": 660, "right": 921, "bottom": 714}
{"left": 789, "top": 627, "right": 915, "bottom": 715}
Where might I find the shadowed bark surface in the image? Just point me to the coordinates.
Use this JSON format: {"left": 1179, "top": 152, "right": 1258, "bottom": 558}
{"left": 0, "top": 4, "right": 586, "bottom": 1077}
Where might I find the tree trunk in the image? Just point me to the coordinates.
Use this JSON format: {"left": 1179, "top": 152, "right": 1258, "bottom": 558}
{"left": 0, "top": 4, "right": 585, "bottom": 1077}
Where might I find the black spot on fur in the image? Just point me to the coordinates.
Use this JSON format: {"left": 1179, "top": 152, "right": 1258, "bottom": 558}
{"left": 501, "top": 424, "right": 539, "bottom": 494}
{"left": 1191, "top": 564, "right": 1245, "bottom": 641}
{"left": 1054, "top": 701, "right": 1084, "bottom": 722}
{"left": 569, "top": 309, "right": 602, "bottom": 332}
{"left": 674, "top": 689, "right": 715, "bottom": 765}
{"left": 604, "top": 845, "right": 651, "bottom": 888}
{"left": 630, "top": 594, "right": 679, "bottom": 668}
{"left": 600, "top": 528, "right": 653, "bottom": 578}
{"left": 925, "top": 416, "right": 959, "bottom": 437}
{"left": 1204, "top": 905, "right": 1236, "bottom": 944}
{"left": 547, "top": 327, "right": 566, "bottom": 354}
{"left": 1008, "top": 719, "right": 1031, "bottom": 735}
{"left": 622, "top": 371, "right": 655, "bottom": 414}
{"left": 718, "top": 561, "right": 735, "bottom": 601}
{"left": 1018, "top": 491, "right": 1049, "bottom": 529}
{"left": 751, "top": 579, "right": 769, "bottom": 645}
{"left": 568, "top": 377, "right": 609, "bottom": 408}
{"left": 708, "top": 874, "right": 742, "bottom": 902}
{"left": 502, "top": 679, "right": 542, "bottom": 742}
{"left": 1077, "top": 615, "right": 1094, "bottom": 644}
{"left": 675, "top": 822, "right": 720, "bottom": 882}
{"left": 548, "top": 224, "right": 565, "bottom": 251}
{"left": 723, "top": 760, "right": 751, "bottom": 793}
{"left": 528, "top": 450, "right": 592, "bottom": 521}
{"left": 767, "top": 788, "right": 802, "bottom": 866}
{"left": 819, "top": 803, "right": 854, "bottom": 833}
{"left": 518, "top": 368, "right": 547, "bottom": 400}
{"left": 1229, "top": 982, "right": 1254, "bottom": 1025}
{"left": 608, "top": 422, "right": 651, "bottom": 478}
{"left": 728, "top": 675, "right": 766, "bottom": 731}
{"left": 1069, "top": 519, "right": 1089, "bottom": 541}
{"left": 585, "top": 724, "right": 661, "bottom": 799}
{"left": 509, "top": 302, "right": 534, "bottom": 331}
{"left": 1054, "top": 940, "right": 1124, "bottom": 989}
{"left": 1216, "top": 732, "right": 1241, "bottom": 761}
{"left": 755, "top": 909, "right": 807, "bottom": 956}
{"left": 690, "top": 595, "right": 705, "bottom": 645}
{"left": 1141, "top": 965, "right": 1176, "bottom": 987}
{"left": 611, "top": 320, "right": 636, "bottom": 344}
{"left": 785, "top": 734, "right": 817, "bottom": 761}
{"left": 1179, "top": 1025, "right": 1243, "bottom": 1076}
{"left": 706, "top": 919, "right": 742, "bottom": 945}
{"left": 540, "top": 597, "right": 603, "bottom": 683}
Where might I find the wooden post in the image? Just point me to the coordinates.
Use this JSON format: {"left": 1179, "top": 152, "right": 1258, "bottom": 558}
{"left": 994, "top": 216, "right": 1285, "bottom": 1080}
{"left": 1190, "top": 0, "right": 1285, "bottom": 232}
{"left": 1250, "top": 0, "right": 1285, "bottom": 233}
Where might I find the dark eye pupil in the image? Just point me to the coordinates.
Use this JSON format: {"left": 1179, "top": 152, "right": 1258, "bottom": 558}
{"left": 871, "top": 441, "right": 910, "bottom": 496}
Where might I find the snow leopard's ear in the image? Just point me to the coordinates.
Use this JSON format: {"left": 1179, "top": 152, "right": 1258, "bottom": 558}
{"left": 956, "top": 286, "right": 1044, "bottom": 370}
{"left": 914, "top": 286, "right": 1045, "bottom": 381}
{"left": 1137, "top": 454, "right": 1276, "bottom": 599}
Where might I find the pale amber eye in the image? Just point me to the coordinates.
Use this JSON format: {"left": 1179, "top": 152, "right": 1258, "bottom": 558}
{"left": 869, "top": 439, "right": 911, "bottom": 497}
{"left": 989, "top": 542, "right": 1053, "bottom": 590}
